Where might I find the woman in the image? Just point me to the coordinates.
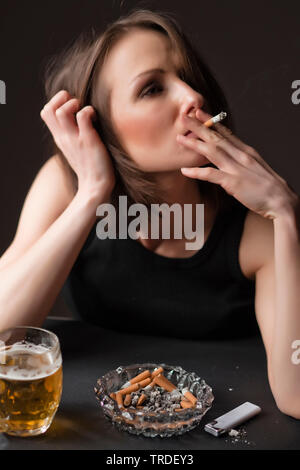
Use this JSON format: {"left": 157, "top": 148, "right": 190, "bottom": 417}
{"left": 0, "top": 9, "right": 299, "bottom": 418}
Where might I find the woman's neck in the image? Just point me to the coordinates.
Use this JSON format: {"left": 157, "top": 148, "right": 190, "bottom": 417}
{"left": 154, "top": 170, "right": 205, "bottom": 208}
{"left": 137, "top": 171, "right": 213, "bottom": 244}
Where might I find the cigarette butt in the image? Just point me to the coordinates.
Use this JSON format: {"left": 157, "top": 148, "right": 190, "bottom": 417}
{"left": 203, "top": 111, "right": 227, "bottom": 128}
{"left": 119, "top": 382, "right": 139, "bottom": 395}
{"left": 144, "top": 379, "right": 156, "bottom": 391}
{"left": 137, "top": 377, "right": 151, "bottom": 389}
{"left": 124, "top": 394, "right": 132, "bottom": 406}
{"left": 182, "top": 388, "right": 197, "bottom": 406}
{"left": 137, "top": 393, "right": 147, "bottom": 406}
{"left": 116, "top": 392, "right": 124, "bottom": 409}
{"left": 151, "top": 367, "right": 164, "bottom": 378}
{"left": 180, "top": 400, "right": 194, "bottom": 409}
{"left": 181, "top": 396, "right": 189, "bottom": 402}
{"left": 121, "top": 370, "right": 151, "bottom": 389}
{"left": 109, "top": 392, "right": 116, "bottom": 400}
{"left": 154, "top": 374, "right": 176, "bottom": 392}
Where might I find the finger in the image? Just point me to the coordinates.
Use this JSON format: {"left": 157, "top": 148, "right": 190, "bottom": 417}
{"left": 196, "top": 109, "right": 279, "bottom": 177}
{"left": 77, "top": 106, "right": 98, "bottom": 141}
{"left": 55, "top": 98, "right": 81, "bottom": 136}
{"left": 213, "top": 121, "right": 247, "bottom": 148}
{"left": 182, "top": 114, "right": 245, "bottom": 165}
{"left": 181, "top": 165, "right": 228, "bottom": 186}
{"left": 48, "top": 89, "right": 73, "bottom": 108}
{"left": 40, "top": 90, "right": 73, "bottom": 136}
{"left": 197, "top": 109, "right": 245, "bottom": 151}
{"left": 177, "top": 134, "right": 234, "bottom": 171}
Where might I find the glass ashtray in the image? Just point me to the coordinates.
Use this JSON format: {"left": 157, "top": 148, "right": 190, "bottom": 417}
{"left": 94, "top": 363, "right": 214, "bottom": 438}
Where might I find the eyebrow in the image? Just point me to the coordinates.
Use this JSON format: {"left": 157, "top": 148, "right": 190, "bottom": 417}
{"left": 130, "top": 68, "right": 165, "bottom": 85}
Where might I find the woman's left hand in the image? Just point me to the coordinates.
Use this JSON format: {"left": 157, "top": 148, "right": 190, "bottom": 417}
{"left": 177, "top": 109, "right": 299, "bottom": 220}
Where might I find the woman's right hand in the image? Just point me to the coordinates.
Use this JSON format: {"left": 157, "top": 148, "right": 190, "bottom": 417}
{"left": 40, "top": 90, "right": 116, "bottom": 200}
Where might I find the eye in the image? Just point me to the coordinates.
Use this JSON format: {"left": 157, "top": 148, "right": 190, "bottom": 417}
{"left": 140, "top": 81, "right": 163, "bottom": 98}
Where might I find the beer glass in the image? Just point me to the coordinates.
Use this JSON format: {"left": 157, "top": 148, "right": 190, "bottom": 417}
{"left": 0, "top": 326, "right": 62, "bottom": 437}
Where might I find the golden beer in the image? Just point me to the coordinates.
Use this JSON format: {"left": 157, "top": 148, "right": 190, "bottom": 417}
{"left": 0, "top": 328, "right": 63, "bottom": 437}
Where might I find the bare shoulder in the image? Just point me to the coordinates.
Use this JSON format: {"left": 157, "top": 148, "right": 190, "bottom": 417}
{"left": 239, "top": 209, "right": 274, "bottom": 281}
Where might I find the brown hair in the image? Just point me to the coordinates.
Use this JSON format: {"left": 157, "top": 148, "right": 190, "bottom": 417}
{"left": 41, "top": 8, "right": 235, "bottom": 215}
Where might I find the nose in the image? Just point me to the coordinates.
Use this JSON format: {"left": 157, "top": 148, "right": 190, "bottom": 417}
{"left": 177, "top": 81, "right": 205, "bottom": 119}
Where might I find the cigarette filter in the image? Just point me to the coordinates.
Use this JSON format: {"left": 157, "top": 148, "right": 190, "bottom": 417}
{"left": 137, "top": 393, "right": 147, "bottom": 406}
{"left": 151, "top": 367, "right": 164, "bottom": 378}
{"left": 204, "top": 111, "right": 227, "bottom": 128}
{"left": 119, "top": 382, "right": 139, "bottom": 395}
{"left": 137, "top": 377, "right": 151, "bottom": 389}
{"left": 121, "top": 370, "right": 151, "bottom": 389}
{"left": 204, "top": 402, "right": 261, "bottom": 437}
{"left": 124, "top": 394, "right": 132, "bottom": 406}
{"left": 182, "top": 387, "right": 197, "bottom": 406}
{"left": 116, "top": 392, "right": 124, "bottom": 409}
{"left": 153, "top": 374, "right": 177, "bottom": 392}
{"left": 180, "top": 400, "right": 194, "bottom": 409}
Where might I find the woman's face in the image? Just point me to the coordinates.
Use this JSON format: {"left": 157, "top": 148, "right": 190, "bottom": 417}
{"left": 98, "top": 28, "right": 211, "bottom": 172}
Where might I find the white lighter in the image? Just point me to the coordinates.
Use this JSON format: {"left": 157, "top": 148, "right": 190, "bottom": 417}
{"left": 204, "top": 402, "right": 262, "bottom": 437}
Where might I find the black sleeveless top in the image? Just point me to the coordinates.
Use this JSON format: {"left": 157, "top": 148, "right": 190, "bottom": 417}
{"left": 61, "top": 197, "right": 259, "bottom": 340}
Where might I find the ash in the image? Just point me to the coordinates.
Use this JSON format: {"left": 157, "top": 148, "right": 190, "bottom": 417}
{"left": 225, "top": 427, "right": 256, "bottom": 447}
{"left": 130, "top": 386, "right": 182, "bottom": 413}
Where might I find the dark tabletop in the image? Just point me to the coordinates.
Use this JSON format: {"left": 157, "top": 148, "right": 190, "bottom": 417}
{"left": 2, "top": 318, "right": 300, "bottom": 451}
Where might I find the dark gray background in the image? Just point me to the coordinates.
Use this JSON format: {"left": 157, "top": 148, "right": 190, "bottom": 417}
{"left": 0, "top": 0, "right": 299, "bottom": 319}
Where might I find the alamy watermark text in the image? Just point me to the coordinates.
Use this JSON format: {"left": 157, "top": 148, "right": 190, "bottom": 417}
{"left": 96, "top": 196, "right": 205, "bottom": 250}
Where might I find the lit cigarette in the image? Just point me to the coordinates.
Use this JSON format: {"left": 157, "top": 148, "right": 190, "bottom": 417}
{"left": 204, "top": 111, "right": 227, "bottom": 128}
{"left": 180, "top": 400, "right": 194, "bottom": 409}
{"left": 153, "top": 374, "right": 177, "bottom": 392}
{"left": 151, "top": 367, "right": 164, "bottom": 379}
{"left": 124, "top": 394, "right": 132, "bottom": 407}
{"left": 137, "top": 393, "right": 147, "bottom": 406}
{"left": 116, "top": 392, "right": 124, "bottom": 409}
{"left": 181, "top": 387, "right": 197, "bottom": 406}
{"left": 121, "top": 370, "right": 151, "bottom": 389}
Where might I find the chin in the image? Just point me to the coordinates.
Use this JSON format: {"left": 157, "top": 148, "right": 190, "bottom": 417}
{"left": 180, "top": 155, "right": 210, "bottom": 168}
{"left": 174, "top": 146, "right": 209, "bottom": 167}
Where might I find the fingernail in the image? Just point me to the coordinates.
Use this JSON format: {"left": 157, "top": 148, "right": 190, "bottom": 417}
{"left": 181, "top": 167, "right": 192, "bottom": 173}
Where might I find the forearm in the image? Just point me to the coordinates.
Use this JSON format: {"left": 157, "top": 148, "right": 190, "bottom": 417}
{"left": 271, "top": 202, "right": 300, "bottom": 413}
{"left": 0, "top": 189, "right": 107, "bottom": 330}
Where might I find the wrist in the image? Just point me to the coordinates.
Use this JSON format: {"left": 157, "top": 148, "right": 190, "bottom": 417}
{"left": 273, "top": 194, "right": 300, "bottom": 241}
{"left": 273, "top": 194, "right": 300, "bottom": 221}
{"left": 76, "top": 184, "right": 113, "bottom": 207}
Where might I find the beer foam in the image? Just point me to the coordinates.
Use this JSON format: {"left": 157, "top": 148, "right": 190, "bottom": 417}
{"left": 0, "top": 342, "right": 61, "bottom": 380}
